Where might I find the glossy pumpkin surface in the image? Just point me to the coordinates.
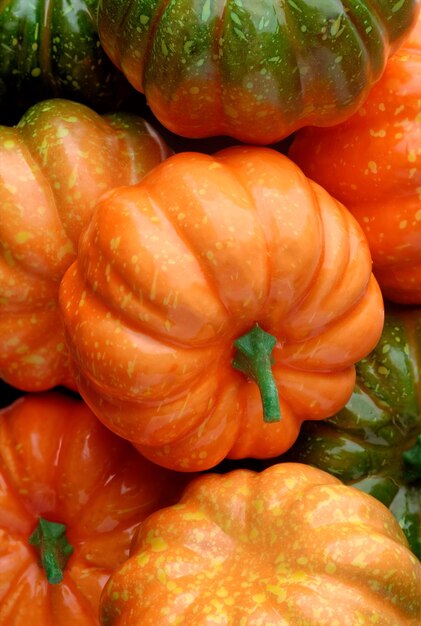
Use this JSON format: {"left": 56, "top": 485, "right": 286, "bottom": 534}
{"left": 100, "top": 463, "right": 420, "bottom": 625}
{"left": 0, "top": 98, "right": 170, "bottom": 393}
{"left": 289, "top": 14, "right": 421, "bottom": 303}
{"left": 98, "top": 0, "right": 420, "bottom": 144}
{"left": 0, "top": 392, "right": 188, "bottom": 625}
{"left": 60, "top": 146, "right": 384, "bottom": 472}
{"left": 286, "top": 307, "right": 421, "bottom": 560}
{"left": 0, "top": 0, "right": 135, "bottom": 120}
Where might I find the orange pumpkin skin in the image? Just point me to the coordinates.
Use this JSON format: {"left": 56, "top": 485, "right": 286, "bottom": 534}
{"left": 0, "top": 392, "right": 188, "bottom": 625}
{"left": 0, "top": 99, "right": 171, "bottom": 392}
{"left": 289, "top": 16, "right": 421, "bottom": 304}
{"left": 60, "top": 147, "right": 384, "bottom": 472}
{"left": 100, "top": 463, "right": 420, "bottom": 626}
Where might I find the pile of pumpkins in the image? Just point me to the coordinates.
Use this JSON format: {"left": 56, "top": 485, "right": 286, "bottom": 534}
{"left": 0, "top": 1, "right": 420, "bottom": 623}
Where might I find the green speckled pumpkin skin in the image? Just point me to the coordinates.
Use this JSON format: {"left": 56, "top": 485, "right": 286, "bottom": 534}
{"left": 98, "top": 0, "right": 420, "bottom": 143}
{"left": 287, "top": 308, "right": 421, "bottom": 560}
{"left": 0, "top": 0, "right": 132, "bottom": 119}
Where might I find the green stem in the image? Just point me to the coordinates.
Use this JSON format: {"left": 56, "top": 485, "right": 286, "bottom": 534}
{"left": 402, "top": 435, "right": 421, "bottom": 482}
{"left": 29, "top": 517, "right": 74, "bottom": 584}
{"left": 232, "top": 323, "right": 281, "bottom": 423}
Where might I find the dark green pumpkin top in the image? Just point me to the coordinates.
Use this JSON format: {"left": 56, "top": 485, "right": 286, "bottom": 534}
{"left": 0, "top": 0, "right": 133, "bottom": 121}
{"left": 287, "top": 308, "right": 421, "bottom": 560}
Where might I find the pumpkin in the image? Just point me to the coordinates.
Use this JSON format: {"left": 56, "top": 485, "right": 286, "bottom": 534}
{"left": 285, "top": 307, "right": 421, "bottom": 560}
{"left": 0, "top": 98, "right": 171, "bottom": 393}
{"left": 0, "top": 0, "right": 137, "bottom": 121}
{"left": 97, "top": 0, "right": 420, "bottom": 144}
{"left": 100, "top": 463, "right": 420, "bottom": 625}
{"left": 289, "top": 13, "right": 421, "bottom": 304}
{"left": 59, "top": 146, "right": 384, "bottom": 472}
{"left": 0, "top": 392, "right": 189, "bottom": 625}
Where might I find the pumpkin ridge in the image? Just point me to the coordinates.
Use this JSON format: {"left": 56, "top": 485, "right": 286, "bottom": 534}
{"left": 39, "top": 0, "right": 55, "bottom": 96}
{"left": 76, "top": 195, "right": 234, "bottom": 346}
{"left": 0, "top": 419, "right": 59, "bottom": 525}
{"left": 143, "top": 187, "right": 234, "bottom": 320}
{"left": 0, "top": 134, "right": 67, "bottom": 282}
{"left": 60, "top": 565, "right": 102, "bottom": 621}
{"left": 139, "top": 0, "right": 173, "bottom": 93}
{"left": 0, "top": 560, "right": 40, "bottom": 618}
{"left": 402, "top": 311, "right": 421, "bottom": 413}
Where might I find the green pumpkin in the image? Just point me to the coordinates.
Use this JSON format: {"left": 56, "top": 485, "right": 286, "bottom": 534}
{"left": 286, "top": 308, "right": 421, "bottom": 560}
{"left": 0, "top": 0, "right": 133, "bottom": 120}
{"left": 98, "top": 0, "right": 419, "bottom": 144}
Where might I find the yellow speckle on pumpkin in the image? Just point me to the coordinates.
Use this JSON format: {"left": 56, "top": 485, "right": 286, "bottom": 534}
{"left": 57, "top": 126, "right": 69, "bottom": 139}
{"left": 110, "top": 237, "right": 121, "bottom": 250}
{"left": 22, "top": 354, "right": 45, "bottom": 365}
{"left": 249, "top": 528, "right": 258, "bottom": 540}
{"left": 252, "top": 593, "right": 267, "bottom": 604}
{"left": 149, "top": 536, "right": 168, "bottom": 552}
{"left": 267, "top": 585, "right": 286, "bottom": 600}
{"left": 216, "top": 588, "right": 229, "bottom": 598}
{"left": 351, "top": 553, "right": 367, "bottom": 568}
{"left": 182, "top": 510, "right": 207, "bottom": 521}
{"left": 137, "top": 553, "right": 149, "bottom": 567}
{"left": 157, "top": 568, "right": 166, "bottom": 583}
{"left": 15, "top": 231, "right": 34, "bottom": 244}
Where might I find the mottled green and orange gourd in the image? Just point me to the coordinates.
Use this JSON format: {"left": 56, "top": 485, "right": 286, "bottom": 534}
{"left": 0, "top": 392, "right": 189, "bottom": 625}
{"left": 60, "top": 146, "right": 384, "bottom": 472}
{"left": 98, "top": 0, "right": 420, "bottom": 143}
{"left": 0, "top": 98, "right": 171, "bottom": 392}
{"left": 100, "top": 463, "right": 421, "bottom": 625}
{"left": 289, "top": 13, "right": 421, "bottom": 304}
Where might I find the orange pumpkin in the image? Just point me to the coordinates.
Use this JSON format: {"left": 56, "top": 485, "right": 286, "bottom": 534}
{"left": 0, "top": 392, "right": 188, "bottom": 625}
{"left": 289, "top": 15, "right": 421, "bottom": 304}
{"left": 0, "top": 99, "right": 171, "bottom": 392}
{"left": 60, "top": 147, "right": 384, "bottom": 472}
{"left": 100, "top": 463, "right": 421, "bottom": 625}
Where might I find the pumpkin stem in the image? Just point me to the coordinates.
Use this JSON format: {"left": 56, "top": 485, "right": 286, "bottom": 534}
{"left": 29, "top": 517, "right": 74, "bottom": 584}
{"left": 402, "top": 435, "right": 421, "bottom": 482}
{"left": 232, "top": 324, "right": 281, "bottom": 423}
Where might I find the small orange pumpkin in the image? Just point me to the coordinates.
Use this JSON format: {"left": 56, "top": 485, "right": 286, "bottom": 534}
{"left": 60, "top": 147, "right": 384, "bottom": 471}
{"left": 0, "top": 99, "right": 170, "bottom": 392}
{"left": 0, "top": 392, "right": 188, "bottom": 625}
{"left": 100, "top": 463, "right": 421, "bottom": 625}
